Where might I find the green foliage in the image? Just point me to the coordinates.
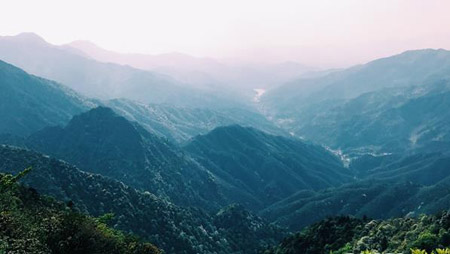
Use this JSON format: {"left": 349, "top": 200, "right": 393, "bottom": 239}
{"left": 331, "top": 243, "right": 352, "bottom": 254}
{"left": 266, "top": 212, "right": 450, "bottom": 254}
{"left": 361, "top": 250, "right": 377, "bottom": 254}
{"left": 410, "top": 232, "right": 439, "bottom": 253}
{"left": 97, "top": 212, "right": 115, "bottom": 225}
{"left": 0, "top": 146, "right": 284, "bottom": 254}
{"left": 0, "top": 171, "right": 161, "bottom": 254}
{"left": 435, "top": 248, "right": 450, "bottom": 254}
{"left": 409, "top": 248, "right": 450, "bottom": 254}
{"left": 264, "top": 216, "right": 366, "bottom": 254}
{"left": 0, "top": 166, "right": 31, "bottom": 192}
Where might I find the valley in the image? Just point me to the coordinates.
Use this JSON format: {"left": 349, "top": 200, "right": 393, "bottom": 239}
{"left": 1, "top": 31, "right": 450, "bottom": 254}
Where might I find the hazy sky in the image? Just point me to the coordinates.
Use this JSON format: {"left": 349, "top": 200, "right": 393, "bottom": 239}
{"left": 2, "top": 0, "right": 450, "bottom": 67}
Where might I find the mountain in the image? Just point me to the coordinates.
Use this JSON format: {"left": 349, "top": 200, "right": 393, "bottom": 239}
{"left": 277, "top": 80, "right": 450, "bottom": 155}
{"left": 0, "top": 59, "right": 282, "bottom": 145}
{"left": 0, "top": 145, "right": 285, "bottom": 254}
{"left": 0, "top": 169, "right": 161, "bottom": 254}
{"left": 104, "top": 98, "right": 286, "bottom": 144}
{"left": 261, "top": 151, "right": 450, "bottom": 231}
{"left": 21, "top": 107, "right": 325, "bottom": 211}
{"left": 67, "top": 40, "right": 317, "bottom": 92}
{"left": 213, "top": 203, "right": 285, "bottom": 251}
{"left": 265, "top": 216, "right": 367, "bottom": 254}
{"left": 0, "top": 33, "right": 246, "bottom": 108}
{"left": 255, "top": 50, "right": 450, "bottom": 231}
{"left": 184, "top": 125, "right": 352, "bottom": 209}
{"left": 262, "top": 49, "right": 450, "bottom": 155}
{"left": 24, "top": 107, "right": 225, "bottom": 209}
{"left": 265, "top": 49, "right": 450, "bottom": 108}
{"left": 265, "top": 212, "right": 450, "bottom": 254}
{"left": 0, "top": 59, "right": 92, "bottom": 136}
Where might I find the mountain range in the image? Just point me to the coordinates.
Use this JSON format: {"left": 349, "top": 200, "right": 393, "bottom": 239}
{"left": 0, "top": 59, "right": 93, "bottom": 136}
{"left": 2, "top": 105, "right": 348, "bottom": 212}
{"left": 67, "top": 39, "right": 317, "bottom": 92}
{"left": 2, "top": 32, "right": 450, "bottom": 253}
{"left": 0, "top": 145, "right": 285, "bottom": 254}
{"left": 262, "top": 49, "right": 450, "bottom": 156}
{"left": 0, "top": 33, "right": 246, "bottom": 109}
{"left": 185, "top": 125, "right": 351, "bottom": 209}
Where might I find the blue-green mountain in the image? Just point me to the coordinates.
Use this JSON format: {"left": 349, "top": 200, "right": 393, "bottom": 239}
{"left": 262, "top": 49, "right": 450, "bottom": 155}
{"left": 185, "top": 125, "right": 351, "bottom": 209}
{"left": 0, "top": 60, "right": 92, "bottom": 135}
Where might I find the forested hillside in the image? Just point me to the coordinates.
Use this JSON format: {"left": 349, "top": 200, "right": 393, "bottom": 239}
{"left": 0, "top": 60, "right": 92, "bottom": 135}
{"left": 0, "top": 169, "right": 160, "bottom": 254}
{"left": 265, "top": 212, "right": 450, "bottom": 254}
{"left": 185, "top": 125, "right": 351, "bottom": 209}
{"left": 0, "top": 145, "right": 285, "bottom": 253}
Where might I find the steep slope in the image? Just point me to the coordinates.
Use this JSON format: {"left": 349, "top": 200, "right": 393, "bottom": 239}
{"left": 25, "top": 107, "right": 224, "bottom": 209}
{"left": 261, "top": 152, "right": 450, "bottom": 231}
{"left": 105, "top": 98, "right": 286, "bottom": 144}
{"left": 184, "top": 125, "right": 352, "bottom": 209}
{"left": 0, "top": 60, "right": 92, "bottom": 136}
{"left": 0, "top": 170, "right": 160, "bottom": 254}
{"left": 0, "top": 59, "right": 282, "bottom": 144}
{"left": 262, "top": 49, "right": 450, "bottom": 155}
{"left": 0, "top": 145, "right": 285, "bottom": 254}
{"left": 0, "top": 33, "right": 246, "bottom": 108}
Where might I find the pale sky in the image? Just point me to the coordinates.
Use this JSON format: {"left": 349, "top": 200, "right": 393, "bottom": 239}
{"left": 2, "top": 0, "right": 450, "bottom": 67}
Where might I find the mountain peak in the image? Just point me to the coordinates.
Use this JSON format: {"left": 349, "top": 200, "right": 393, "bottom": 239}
{"left": 208, "top": 124, "right": 256, "bottom": 135}
{"left": 195, "top": 125, "right": 264, "bottom": 146}
{"left": 64, "top": 106, "right": 141, "bottom": 140}
{"left": 12, "top": 32, "right": 48, "bottom": 44}
{"left": 66, "top": 40, "right": 107, "bottom": 55}
{"left": 79, "top": 106, "right": 117, "bottom": 118}
{"left": 373, "top": 48, "right": 450, "bottom": 65}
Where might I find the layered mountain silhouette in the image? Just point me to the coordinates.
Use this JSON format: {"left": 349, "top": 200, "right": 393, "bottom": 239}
{"left": 184, "top": 125, "right": 352, "bottom": 209}
{"left": 16, "top": 107, "right": 347, "bottom": 211}
{"left": 24, "top": 107, "right": 224, "bottom": 209}
{"left": 0, "top": 145, "right": 284, "bottom": 254}
{"left": 0, "top": 59, "right": 92, "bottom": 135}
{"left": 0, "top": 33, "right": 246, "bottom": 108}
{"left": 262, "top": 151, "right": 450, "bottom": 230}
{"left": 262, "top": 49, "right": 450, "bottom": 155}
{"left": 67, "top": 39, "right": 316, "bottom": 91}
{"left": 103, "top": 98, "right": 286, "bottom": 144}
{"left": 3, "top": 32, "right": 450, "bottom": 254}
{"left": 0, "top": 59, "right": 285, "bottom": 145}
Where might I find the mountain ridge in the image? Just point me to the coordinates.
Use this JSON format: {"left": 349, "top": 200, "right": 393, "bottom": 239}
{"left": 0, "top": 144, "right": 286, "bottom": 254}
{"left": 0, "top": 59, "right": 93, "bottom": 135}
{"left": 184, "top": 124, "right": 352, "bottom": 209}
{"left": 25, "top": 106, "right": 226, "bottom": 209}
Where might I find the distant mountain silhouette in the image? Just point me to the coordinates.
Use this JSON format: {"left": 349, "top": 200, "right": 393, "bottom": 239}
{"left": 0, "top": 59, "right": 92, "bottom": 135}
{"left": 67, "top": 39, "right": 317, "bottom": 91}
{"left": 263, "top": 49, "right": 450, "bottom": 154}
{"left": 0, "top": 33, "right": 246, "bottom": 108}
